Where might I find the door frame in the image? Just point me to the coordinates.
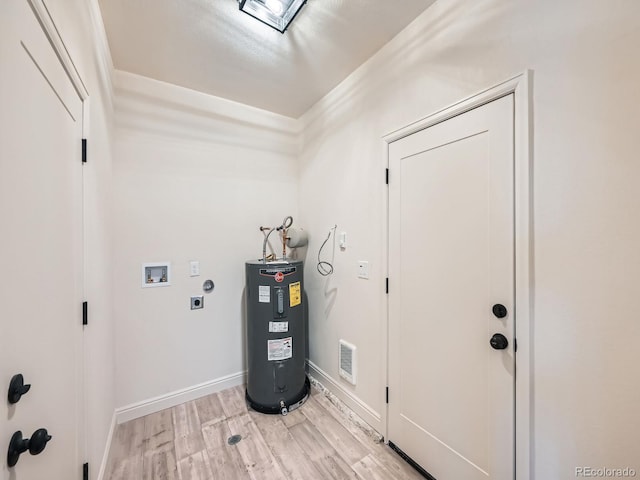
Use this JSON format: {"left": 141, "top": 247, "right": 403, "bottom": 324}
{"left": 382, "top": 71, "right": 533, "bottom": 480}
{"left": 27, "top": 0, "right": 90, "bottom": 467}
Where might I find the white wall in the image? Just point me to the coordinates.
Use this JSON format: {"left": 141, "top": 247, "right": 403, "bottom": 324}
{"left": 299, "top": 0, "right": 640, "bottom": 477}
{"left": 112, "top": 72, "right": 300, "bottom": 412}
{"left": 43, "top": 1, "right": 116, "bottom": 478}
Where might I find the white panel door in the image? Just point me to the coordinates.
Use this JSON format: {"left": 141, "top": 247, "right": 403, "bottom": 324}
{"left": 388, "top": 95, "right": 514, "bottom": 480}
{"left": 0, "top": 1, "right": 84, "bottom": 478}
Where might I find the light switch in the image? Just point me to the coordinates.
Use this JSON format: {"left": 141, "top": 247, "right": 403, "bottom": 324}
{"left": 357, "top": 261, "right": 369, "bottom": 279}
{"left": 190, "top": 261, "right": 200, "bottom": 277}
{"left": 339, "top": 232, "right": 347, "bottom": 249}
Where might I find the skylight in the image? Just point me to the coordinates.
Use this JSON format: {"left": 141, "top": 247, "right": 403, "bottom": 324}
{"left": 239, "top": 0, "right": 307, "bottom": 33}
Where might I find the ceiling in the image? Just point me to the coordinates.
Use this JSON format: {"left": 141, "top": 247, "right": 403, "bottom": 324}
{"left": 98, "top": 0, "right": 436, "bottom": 118}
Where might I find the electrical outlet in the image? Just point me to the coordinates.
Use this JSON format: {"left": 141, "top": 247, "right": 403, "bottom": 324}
{"left": 357, "top": 261, "right": 369, "bottom": 279}
{"left": 191, "top": 295, "right": 204, "bottom": 310}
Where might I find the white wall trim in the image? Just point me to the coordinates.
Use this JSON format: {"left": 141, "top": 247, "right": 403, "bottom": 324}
{"left": 513, "top": 69, "right": 534, "bottom": 480}
{"left": 383, "top": 71, "right": 533, "bottom": 480}
{"left": 96, "top": 412, "right": 116, "bottom": 480}
{"left": 383, "top": 73, "right": 527, "bottom": 143}
{"left": 307, "top": 360, "right": 382, "bottom": 433}
{"left": 30, "top": 0, "right": 116, "bottom": 139}
{"left": 115, "top": 371, "right": 246, "bottom": 424}
{"left": 29, "top": 0, "right": 89, "bottom": 100}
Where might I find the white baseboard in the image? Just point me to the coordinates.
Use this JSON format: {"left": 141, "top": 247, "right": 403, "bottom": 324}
{"left": 97, "top": 412, "right": 116, "bottom": 480}
{"left": 115, "top": 371, "right": 246, "bottom": 424}
{"left": 307, "top": 360, "right": 382, "bottom": 433}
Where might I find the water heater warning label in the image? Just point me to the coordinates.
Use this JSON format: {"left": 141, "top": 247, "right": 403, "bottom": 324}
{"left": 258, "top": 285, "right": 270, "bottom": 303}
{"left": 268, "top": 337, "right": 292, "bottom": 361}
{"left": 289, "top": 282, "right": 301, "bottom": 307}
{"left": 269, "top": 321, "right": 288, "bottom": 333}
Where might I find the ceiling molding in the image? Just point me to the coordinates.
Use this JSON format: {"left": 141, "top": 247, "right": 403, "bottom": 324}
{"left": 114, "top": 71, "right": 301, "bottom": 155}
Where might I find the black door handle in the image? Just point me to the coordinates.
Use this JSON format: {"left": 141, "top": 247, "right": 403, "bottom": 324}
{"left": 8, "top": 374, "right": 31, "bottom": 404}
{"left": 7, "top": 428, "right": 52, "bottom": 467}
{"left": 492, "top": 304, "right": 508, "bottom": 318}
{"left": 490, "top": 333, "right": 509, "bottom": 350}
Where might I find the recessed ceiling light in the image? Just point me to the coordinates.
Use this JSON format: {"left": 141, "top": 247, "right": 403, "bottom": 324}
{"left": 238, "top": 0, "right": 307, "bottom": 33}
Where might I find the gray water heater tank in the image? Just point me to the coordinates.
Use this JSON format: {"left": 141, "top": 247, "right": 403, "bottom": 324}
{"left": 245, "top": 259, "right": 309, "bottom": 415}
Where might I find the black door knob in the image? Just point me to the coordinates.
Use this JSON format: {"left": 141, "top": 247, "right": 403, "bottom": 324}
{"left": 492, "top": 304, "right": 508, "bottom": 318}
{"left": 8, "top": 374, "right": 31, "bottom": 404}
{"left": 490, "top": 333, "right": 509, "bottom": 350}
{"left": 28, "top": 429, "right": 52, "bottom": 455}
{"left": 7, "top": 429, "right": 52, "bottom": 467}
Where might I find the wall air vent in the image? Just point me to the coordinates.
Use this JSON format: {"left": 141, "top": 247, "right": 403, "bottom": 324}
{"left": 339, "top": 340, "right": 357, "bottom": 385}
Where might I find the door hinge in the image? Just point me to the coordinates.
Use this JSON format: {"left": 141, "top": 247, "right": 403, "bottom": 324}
{"left": 83, "top": 462, "right": 89, "bottom": 480}
{"left": 514, "top": 337, "right": 518, "bottom": 353}
{"left": 386, "top": 386, "right": 389, "bottom": 404}
{"left": 385, "top": 168, "right": 389, "bottom": 185}
{"left": 82, "top": 139, "right": 87, "bottom": 164}
{"left": 385, "top": 277, "right": 389, "bottom": 294}
{"left": 82, "top": 301, "right": 88, "bottom": 326}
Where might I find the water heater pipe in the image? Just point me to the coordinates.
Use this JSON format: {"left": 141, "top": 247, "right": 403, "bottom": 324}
{"left": 260, "top": 227, "right": 276, "bottom": 264}
{"left": 261, "top": 216, "right": 294, "bottom": 263}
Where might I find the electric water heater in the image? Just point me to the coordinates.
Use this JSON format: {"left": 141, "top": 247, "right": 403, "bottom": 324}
{"left": 245, "top": 259, "right": 309, "bottom": 415}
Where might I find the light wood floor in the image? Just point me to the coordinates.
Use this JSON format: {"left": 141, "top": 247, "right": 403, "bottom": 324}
{"left": 105, "top": 384, "right": 424, "bottom": 480}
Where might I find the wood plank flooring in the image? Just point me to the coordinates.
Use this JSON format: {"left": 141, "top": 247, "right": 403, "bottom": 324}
{"left": 105, "top": 385, "right": 424, "bottom": 480}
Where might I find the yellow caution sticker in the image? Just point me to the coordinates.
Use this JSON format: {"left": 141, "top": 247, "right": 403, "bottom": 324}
{"left": 289, "top": 281, "right": 301, "bottom": 307}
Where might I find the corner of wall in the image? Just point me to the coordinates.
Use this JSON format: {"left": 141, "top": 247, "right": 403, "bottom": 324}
{"left": 83, "top": 0, "right": 116, "bottom": 116}
{"left": 308, "top": 361, "right": 383, "bottom": 433}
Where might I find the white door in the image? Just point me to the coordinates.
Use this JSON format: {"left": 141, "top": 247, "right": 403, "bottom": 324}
{"left": 0, "top": 1, "right": 84, "bottom": 478}
{"left": 388, "top": 95, "right": 514, "bottom": 480}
